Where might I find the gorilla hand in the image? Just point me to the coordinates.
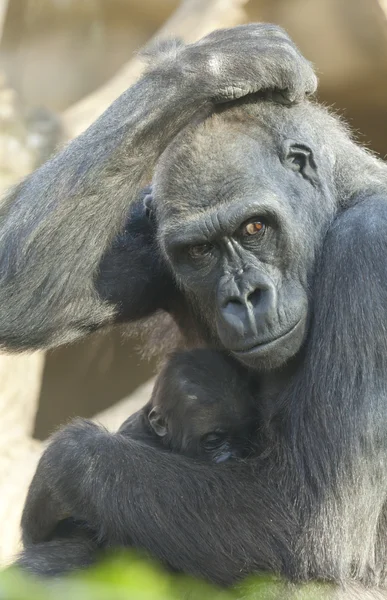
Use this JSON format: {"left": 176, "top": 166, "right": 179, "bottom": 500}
{"left": 180, "top": 23, "right": 317, "bottom": 104}
{"left": 21, "top": 420, "right": 110, "bottom": 546}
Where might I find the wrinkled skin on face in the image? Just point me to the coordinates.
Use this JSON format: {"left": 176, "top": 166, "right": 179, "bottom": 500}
{"left": 154, "top": 101, "right": 336, "bottom": 371}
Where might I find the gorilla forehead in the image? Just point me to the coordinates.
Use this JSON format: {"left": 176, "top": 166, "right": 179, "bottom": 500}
{"left": 154, "top": 118, "right": 279, "bottom": 221}
{"left": 153, "top": 100, "right": 337, "bottom": 228}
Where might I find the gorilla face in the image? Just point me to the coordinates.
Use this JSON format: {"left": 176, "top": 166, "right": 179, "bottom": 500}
{"left": 154, "top": 107, "right": 336, "bottom": 371}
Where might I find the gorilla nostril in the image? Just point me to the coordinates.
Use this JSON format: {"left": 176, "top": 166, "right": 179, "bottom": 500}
{"left": 222, "top": 298, "right": 247, "bottom": 336}
{"left": 224, "top": 296, "right": 244, "bottom": 308}
{"left": 224, "top": 298, "right": 244, "bottom": 316}
{"left": 247, "top": 288, "right": 261, "bottom": 307}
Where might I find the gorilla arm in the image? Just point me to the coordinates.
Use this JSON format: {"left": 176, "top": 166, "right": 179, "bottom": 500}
{"left": 20, "top": 197, "right": 387, "bottom": 587}
{"left": 21, "top": 419, "right": 293, "bottom": 585}
{"left": 0, "top": 25, "right": 317, "bottom": 351}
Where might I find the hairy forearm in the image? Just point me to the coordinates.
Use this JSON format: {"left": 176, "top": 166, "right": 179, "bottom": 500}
{"left": 0, "top": 69, "right": 198, "bottom": 350}
{"left": 110, "top": 447, "right": 290, "bottom": 583}
{"left": 22, "top": 420, "right": 293, "bottom": 584}
{"left": 0, "top": 53, "right": 207, "bottom": 349}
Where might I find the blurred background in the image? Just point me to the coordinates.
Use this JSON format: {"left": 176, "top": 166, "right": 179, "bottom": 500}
{"left": 1, "top": 0, "right": 387, "bottom": 564}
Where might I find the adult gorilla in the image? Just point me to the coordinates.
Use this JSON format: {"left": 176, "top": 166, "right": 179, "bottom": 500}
{"left": 3, "top": 24, "right": 387, "bottom": 590}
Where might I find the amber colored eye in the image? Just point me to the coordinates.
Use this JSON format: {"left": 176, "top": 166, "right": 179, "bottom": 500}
{"left": 244, "top": 220, "right": 266, "bottom": 235}
{"left": 188, "top": 244, "right": 212, "bottom": 259}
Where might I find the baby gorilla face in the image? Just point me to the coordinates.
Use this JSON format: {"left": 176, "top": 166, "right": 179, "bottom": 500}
{"left": 148, "top": 401, "right": 253, "bottom": 462}
{"left": 147, "top": 349, "right": 257, "bottom": 462}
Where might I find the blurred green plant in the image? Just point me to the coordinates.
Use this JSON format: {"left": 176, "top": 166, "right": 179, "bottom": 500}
{"left": 0, "top": 553, "right": 331, "bottom": 600}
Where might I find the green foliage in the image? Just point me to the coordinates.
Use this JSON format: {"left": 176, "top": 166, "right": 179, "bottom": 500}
{"left": 0, "top": 554, "right": 330, "bottom": 600}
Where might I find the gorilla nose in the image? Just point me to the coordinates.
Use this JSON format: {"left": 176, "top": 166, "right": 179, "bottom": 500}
{"left": 219, "top": 279, "right": 274, "bottom": 341}
{"left": 224, "top": 288, "right": 261, "bottom": 318}
{"left": 229, "top": 288, "right": 262, "bottom": 313}
{"left": 222, "top": 294, "right": 259, "bottom": 336}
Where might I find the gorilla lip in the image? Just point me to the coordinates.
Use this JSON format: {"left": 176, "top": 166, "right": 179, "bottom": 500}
{"left": 232, "top": 318, "right": 303, "bottom": 357}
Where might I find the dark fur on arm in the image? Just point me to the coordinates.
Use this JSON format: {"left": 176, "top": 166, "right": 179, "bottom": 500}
{"left": 20, "top": 419, "right": 293, "bottom": 585}
{"left": 16, "top": 523, "right": 99, "bottom": 577}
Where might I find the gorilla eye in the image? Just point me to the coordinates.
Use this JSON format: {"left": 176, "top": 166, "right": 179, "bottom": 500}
{"left": 202, "top": 431, "right": 227, "bottom": 449}
{"left": 290, "top": 154, "right": 306, "bottom": 169}
{"left": 243, "top": 220, "right": 266, "bottom": 236}
{"left": 188, "top": 244, "right": 213, "bottom": 260}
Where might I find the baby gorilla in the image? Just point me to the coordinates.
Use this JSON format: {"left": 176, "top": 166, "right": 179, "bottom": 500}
{"left": 120, "top": 349, "right": 258, "bottom": 462}
{"left": 16, "top": 349, "right": 259, "bottom": 577}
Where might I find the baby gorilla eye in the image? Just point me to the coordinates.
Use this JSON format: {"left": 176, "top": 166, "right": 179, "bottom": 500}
{"left": 188, "top": 243, "right": 213, "bottom": 260}
{"left": 243, "top": 220, "right": 266, "bottom": 236}
{"left": 202, "top": 431, "right": 228, "bottom": 450}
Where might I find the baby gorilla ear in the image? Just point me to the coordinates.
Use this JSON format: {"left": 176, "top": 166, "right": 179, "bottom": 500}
{"left": 148, "top": 407, "right": 168, "bottom": 437}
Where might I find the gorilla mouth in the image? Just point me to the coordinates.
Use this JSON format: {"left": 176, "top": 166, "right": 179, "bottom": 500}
{"left": 232, "top": 318, "right": 304, "bottom": 357}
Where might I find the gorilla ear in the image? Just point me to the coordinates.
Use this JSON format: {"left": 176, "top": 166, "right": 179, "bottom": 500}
{"left": 148, "top": 407, "right": 168, "bottom": 437}
{"left": 283, "top": 141, "right": 318, "bottom": 184}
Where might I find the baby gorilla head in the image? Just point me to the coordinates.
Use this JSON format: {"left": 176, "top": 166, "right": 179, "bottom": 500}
{"left": 147, "top": 349, "right": 257, "bottom": 462}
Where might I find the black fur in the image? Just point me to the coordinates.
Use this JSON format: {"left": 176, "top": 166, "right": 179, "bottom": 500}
{"left": 16, "top": 520, "right": 99, "bottom": 577}
{"left": 96, "top": 186, "right": 175, "bottom": 322}
{"left": 5, "top": 24, "right": 387, "bottom": 595}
